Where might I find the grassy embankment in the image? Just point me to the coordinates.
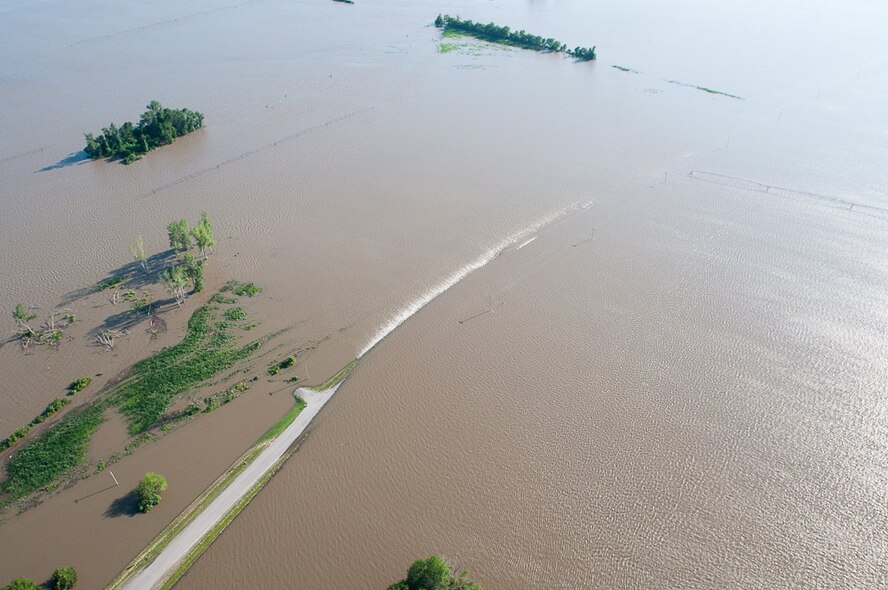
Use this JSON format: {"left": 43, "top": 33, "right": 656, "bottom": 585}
{"left": 106, "top": 359, "right": 358, "bottom": 590}
{"left": 0, "top": 286, "right": 266, "bottom": 510}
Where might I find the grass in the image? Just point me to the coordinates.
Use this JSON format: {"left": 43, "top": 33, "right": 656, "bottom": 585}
{"left": 442, "top": 28, "right": 467, "bottom": 39}
{"left": 257, "top": 396, "right": 307, "bottom": 443}
{"left": 311, "top": 358, "right": 359, "bottom": 392}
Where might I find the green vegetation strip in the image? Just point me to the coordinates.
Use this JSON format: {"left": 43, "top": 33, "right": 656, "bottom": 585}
{"left": 0, "top": 405, "right": 104, "bottom": 502}
{"left": 311, "top": 358, "right": 359, "bottom": 392}
{"left": 111, "top": 306, "right": 261, "bottom": 435}
{"left": 435, "top": 14, "right": 596, "bottom": 61}
{"left": 257, "top": 397, "right": 307, "bottom": 443}
{"left": 0, "top": 397, "right": 73, "bottom": 453}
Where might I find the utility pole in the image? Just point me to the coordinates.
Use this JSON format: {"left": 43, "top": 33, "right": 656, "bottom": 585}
{"left": 110, "top": 470, "right": 119, "bottom": 486}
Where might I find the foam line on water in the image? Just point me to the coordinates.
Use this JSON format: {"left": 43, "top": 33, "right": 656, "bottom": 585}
{"left": 516, "top": 236, "right": 538, "bottom": 250}
{"left": 359, "top": 201, "right": 592, "bottom": 356}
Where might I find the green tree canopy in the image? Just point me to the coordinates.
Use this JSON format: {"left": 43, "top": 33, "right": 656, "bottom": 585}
{"left": 83, "top": 101, "right": 204, "bottom": 164}
{"left": 167, "top": 219, "right": 190, "bottom": 252}
{"left": 388, "top": 556, "right": 483, "bottom": 590}
{"left": 137, "top": 472, "right": 167, "bottom": 513}
{"left": 191, "top": 212, "right": 215, "bottom": 258}
{"left": 51, "top": 566, "right": 77, "bottom": 590}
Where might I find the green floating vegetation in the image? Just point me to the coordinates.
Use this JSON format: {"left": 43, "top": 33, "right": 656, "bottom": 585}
{"left": 0, "top": 404, "right": 104, "bottom": 501}
{"left": 257, "top": 396, "right": 307, "bottom": 443}
{"left": 435, "top": 14, "right": 596, "bottom": 61}
{"left": 224, "top": 307, "right": 246, "bottom": 321}
{"left": 68, "top": 376, "right": 92, "bottom": 395}
{"left": 209, "top": 293, "right": 237, "bottom": 304}
{"left": 0, "top": 398, "right": 72, "bottom": 453}
{"left": 112, "top": 306, "right": 262, "bottom": 434}
{"left": 268, "top": 355, "right": 297, "bottom": 376}
{"left": 203, "top": 381, "right": 250, "bottom": 413}
{"left": 223, "top": 281, "right": 262, "bottom": 297}
{"left": 666, "top": 80, "right": 743, "bottom": 100}
{"left": 96, "top": 275, "right": 127, "bottom": 291}
{"left": 84, "top": 100, "right": 204, "bottom": 164}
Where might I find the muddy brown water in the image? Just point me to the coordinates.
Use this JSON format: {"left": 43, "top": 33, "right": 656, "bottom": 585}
{"left": 1, "top": 0, "right": 886, "bottom": 588}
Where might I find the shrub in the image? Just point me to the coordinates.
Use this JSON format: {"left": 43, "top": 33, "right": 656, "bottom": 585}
{"left": 1, "top": 578, "right": 39, "bottom": 590}
{"left": 224, "top": 307, "right": 246, "bottom": 321}
{"left": 68, "top": 377, "right": 92, "bottom": 395}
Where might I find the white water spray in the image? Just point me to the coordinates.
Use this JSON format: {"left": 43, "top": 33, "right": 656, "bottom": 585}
{"left": 359, "top": 201, "right": 592, "bottom": 357}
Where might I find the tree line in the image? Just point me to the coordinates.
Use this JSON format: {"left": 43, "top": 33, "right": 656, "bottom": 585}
{"left": 434, "top": 14, "right": 596, "bottom": 61}
{"left": 84, "top": 101, "right": 204, "bottom": 164}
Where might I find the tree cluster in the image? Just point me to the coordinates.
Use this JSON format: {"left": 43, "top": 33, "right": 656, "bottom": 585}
{"left": 161, "top": 213, "right": 215, "bottom": 306}
{"left": 435, "top": 14, "right": 595, "bottom": 61}
{"left": 1, "top": 566, "right": 77, "bottom": 590}
{"left": 84, "top": 101, "right": 204, "bottom": 164}
{"left": 137, "top": 471, "right": 167, "bottom": 512}
{"left": 388, "top": 556, "right": 483, "bottom": 590}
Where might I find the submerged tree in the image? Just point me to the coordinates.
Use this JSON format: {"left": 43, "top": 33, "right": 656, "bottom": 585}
{"left": 12, "top": 304, "right": 37, "bottom": 337}
{"left": 130, "top": 235, "right": 148, "bottom": 272}
{"left": 160, "top": 266, "right": 189, "bottom": 307}
{"left": 167, "top": 219, "right": 191, "bottom": 252}
{"left": 434, "top": 14, "right": 595, "bottom": 61}
{"left": 191, "top": 212, "right": 215, "bottom": 258}
{"left": 51, "top": 566, "right": 78, "bottom": 590}
{"left": 387, "top": 556, "right": 483, "bottom": 590}
{"left": 182, "top": 253, "right": 205, "bottom": 293}
{"left": 83, "top": 101, "right": 204, "bottom": 164}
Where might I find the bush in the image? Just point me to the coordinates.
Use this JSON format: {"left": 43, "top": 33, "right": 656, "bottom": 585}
{"left": 387, "top": 556, "right": 483, "bottom": 590}
{"left": 52, "top": 566, "right": 77, "bottom": 589}
{"left": 224, "top": 307, "right": 246, "bottom": 321}
{"left": 137, "top": 472, "right": 167, "bottom": 512}
{"left": 68, "top": 377, "right": 92, "bottom": 395}
{"left": 1, "top": 578, "right": 39, "bottom": 590}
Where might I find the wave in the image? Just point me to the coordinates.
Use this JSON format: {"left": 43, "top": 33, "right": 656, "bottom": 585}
{"left": 359, "top": 200, "right": 592, "bottom": 356}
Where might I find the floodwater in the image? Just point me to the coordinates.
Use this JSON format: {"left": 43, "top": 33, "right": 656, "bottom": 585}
{"left": 1, "top": 0, "right": 886, "bottom": 588}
